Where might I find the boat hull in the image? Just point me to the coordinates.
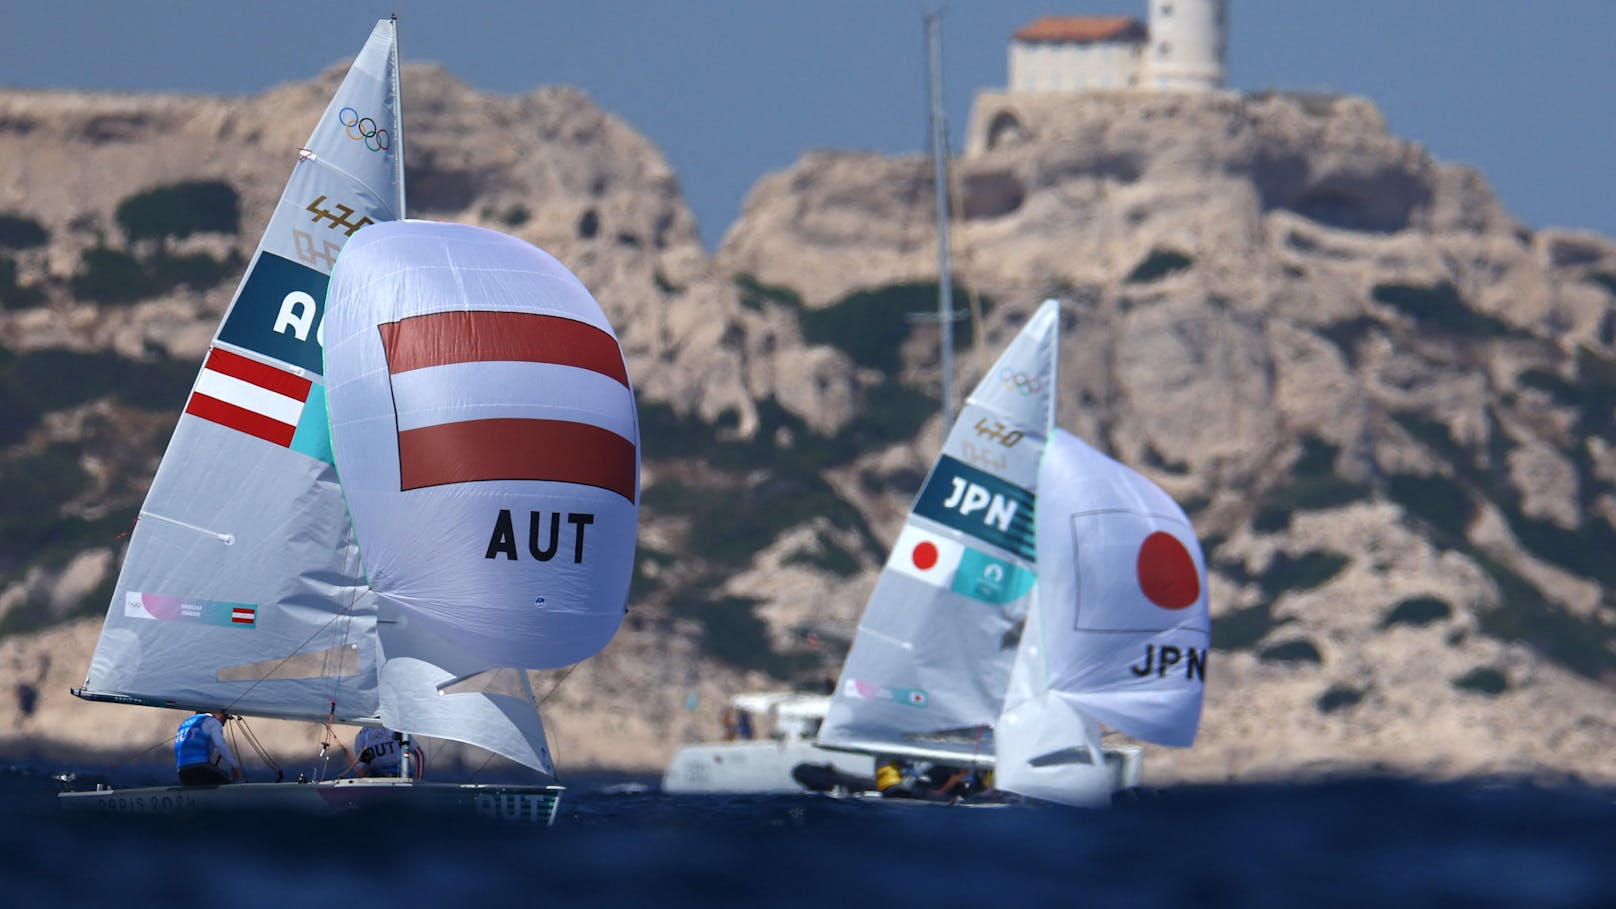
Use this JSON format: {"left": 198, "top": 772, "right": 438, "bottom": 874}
{"left": 57, "top": 778, "right": 562, "bottom": 825}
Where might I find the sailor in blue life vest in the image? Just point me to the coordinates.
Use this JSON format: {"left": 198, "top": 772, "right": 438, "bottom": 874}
{"left": 174, "top": 709, "right": 243, "bottom": 786}
{"left": 354, "top": 725, "right": 423, "bottom": 778}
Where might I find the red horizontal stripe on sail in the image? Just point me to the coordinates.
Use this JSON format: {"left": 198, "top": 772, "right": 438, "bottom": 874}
{"left": 206, "top": 347, "right": 312, "bottom": 400}
{"left": 185, "top": 393, "right": 297, "bottom": 447}
{"left": 378, "top": 311, "right": 628, "bottom": 387}
{"left": 398, "top": 418, "right": 636, "bottom": 502}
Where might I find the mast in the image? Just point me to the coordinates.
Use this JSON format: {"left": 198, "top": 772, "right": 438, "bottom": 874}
{"left": 926, "top": 10, "right": 955, "bottom": 427}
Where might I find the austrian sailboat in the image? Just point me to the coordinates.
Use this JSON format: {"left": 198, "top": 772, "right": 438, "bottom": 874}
{"left": 60, "top": 19, "right": 638, "bottom": 823}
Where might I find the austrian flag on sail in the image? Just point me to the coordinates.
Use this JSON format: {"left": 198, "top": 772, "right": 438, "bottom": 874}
{"left": 378, "top": 311, "right": 636, "bottom": 501}
{"left": 184, "top": 347, "right": 312, "bottom": 448}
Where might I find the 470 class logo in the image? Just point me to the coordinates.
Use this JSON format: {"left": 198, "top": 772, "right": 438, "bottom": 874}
{"left": 339, "top": 106, "right": 390, "bottom": 152}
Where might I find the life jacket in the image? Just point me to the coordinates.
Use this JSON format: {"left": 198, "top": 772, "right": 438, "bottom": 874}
{"left": 174, "top": 714, "right": 215, "bottom": 768}
{"left": 875, "top": 760, "right": 903, "bottom": 792}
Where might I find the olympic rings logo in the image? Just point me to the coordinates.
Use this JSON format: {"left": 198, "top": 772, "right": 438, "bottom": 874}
{"left": 339, "top": 107, "right": 390, "bottom": 152}
{"left": 1000, "top": 368, "right": 1044, "bottom": 397}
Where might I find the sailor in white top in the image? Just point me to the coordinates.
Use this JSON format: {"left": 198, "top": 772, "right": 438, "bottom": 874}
{"left": 355, "top": 726, "right": 421, "bottom": 777}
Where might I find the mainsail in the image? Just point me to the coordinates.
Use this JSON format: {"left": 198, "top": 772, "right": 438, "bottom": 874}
{"left": 79, "top": 19, "right": 405, "bottom": 723}
{"left": 816, "top": 300, "right": 1060, "bottom": 764}
{"left": 322, "top": 220, "right": 640, "bottom": 774}
{"left": 995, "top": 428, "right": 1210, "bottom": 806}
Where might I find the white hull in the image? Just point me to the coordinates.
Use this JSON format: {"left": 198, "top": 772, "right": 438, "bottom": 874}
{"left": 58, "top": 778, "right": 562, "bottom": 824}
{"left": 662, "top": 740, "right": 874, "bottom": 795}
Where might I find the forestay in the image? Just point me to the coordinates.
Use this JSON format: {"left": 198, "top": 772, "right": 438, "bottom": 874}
{"left": 79, "top": 20, "right": 404, "bottom": 723}
{"left": 322, "top": 220, "right": 639, "bottom": 772}
{"left": 996, "top": 429, "right": 1209, "bottom": 806}
{"left": 816, "top": 300, "right": 1060, "bottom": 765}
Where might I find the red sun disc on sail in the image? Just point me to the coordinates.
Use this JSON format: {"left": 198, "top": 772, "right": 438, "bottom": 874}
{"left": 1136, "top": 531, "right": 1199, "bottom": 610}
{"left": 912, "top": 541, "right": 939, "bottom": 571}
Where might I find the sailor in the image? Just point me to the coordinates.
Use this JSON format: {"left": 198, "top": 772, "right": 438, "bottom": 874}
{"left": 354, "top": 725, "right": 422, "bottom": 778}
{"left": 174, "top": 709, "right": 243, "bottom": 786}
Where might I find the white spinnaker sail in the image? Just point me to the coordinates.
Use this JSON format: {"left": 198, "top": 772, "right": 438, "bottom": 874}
{"left": 81, "top": 20, "right": 404, "bottom": 723}
{"left": 996, "top": 429, "right": 1209, "bottom": 806}
{"left": 323, "top": 220, "right": 639, "bottom": 773}
{"left": 816, "top": 300, "right": 1059, "bottom": 764}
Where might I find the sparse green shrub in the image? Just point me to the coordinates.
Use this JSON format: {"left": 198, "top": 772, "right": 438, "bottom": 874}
{"left": 1317, "top": 316, "right": 1379, "bottom": 365}
{"left": 782, "top": 540, "right": 862, "bottom": 578}
{"left": 71, "top": 246, "right": 240, "bottom": 304}
{"left": 1371, "top": 281, "right": 1512, "bottom": 338}
{"left": 71, "top": 246, "right": 147, "bottom": 302}
{"left": 1124, "top": 248, "right": 1194, "bottom": 284}
{"left": 1587, "top": 272, "right": 1616, "bottom": 296}
{"left": 0, "top": 213, "right": 48, "bottom": 250}
{"left": 735, "top": 274, "right": 803, "bottom": 312}
{"left": 1258, "top": 551, "right": 1349, "bottom": 599}
{"left": 1472, "top": 555, "right": 1616, "bottom": 681}
{"left": 1316, "top": 685, "right": 1363, "bottom": 713}
{"left": 1517, "top": 368, "right": 1578, "bottom": 407}
{"left": 0, "top": 257, "right": 45, "bottom": 309}
{"left": 1251, "top": 506, "right": 1291, "bottom": 534}
{"left": 666, "top": 593, "right": 813, "bottom": 679}
{"left": 115, "top": 180, "right": 239, "bottom": 242}
{"left": 1381, "top": 596, "right": 1453, "bottom": 628}
{"left": 1451, "top": 667, "right": 1508, "bottom": 695}
{"left": 1258, "top": 639, "right": 1323, "bottom": 664}
{"left": 801, "top": 282, "right": 985, "bottom": 373}
{"left": 1212, "top": 601, "right": 1288, "bottom": 650}
{"left": 1385, "top": 472, "right": 1474, "bottom": 541}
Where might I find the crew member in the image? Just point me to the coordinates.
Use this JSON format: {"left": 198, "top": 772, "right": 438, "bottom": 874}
{"left": 355, "top": 725, "right": 422, "bottom": 778}
{"left": 175, "top": 709, "right": 243, "bottom": 786}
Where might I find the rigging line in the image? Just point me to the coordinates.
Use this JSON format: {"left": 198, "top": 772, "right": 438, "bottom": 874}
{"left": 137, "top": 510, "right": 234, "bottom": 544}
{"left": 534, "top": 663, "right": 579, "bottom": 709}
{"left": 217, "top": 593, "right": 372, "bottom": 717}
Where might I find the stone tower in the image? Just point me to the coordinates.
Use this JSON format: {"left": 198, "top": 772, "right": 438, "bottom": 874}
{"left": 1146, "top": 0, "right": 1227, "bottom": 92}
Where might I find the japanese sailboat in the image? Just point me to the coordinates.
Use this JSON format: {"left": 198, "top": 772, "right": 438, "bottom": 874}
{"left": 812, "top": 299, "right": 1209, "bottom": 806}
{"left": 663, "top": 301, "right": 1062, "bottom": 795}
{"left": 59, "top": 20, "right": 639, "bottom": 824}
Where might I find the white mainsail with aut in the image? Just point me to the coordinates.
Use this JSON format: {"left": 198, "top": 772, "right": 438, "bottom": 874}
{"left": 995, "top": 429, "right": 1209, "bottom": 807}
{"left": 78, "top": 18, "right": 405, "bottom": 724}
{"left": 815, "top": 300, "right": 1058, "bottom": 765}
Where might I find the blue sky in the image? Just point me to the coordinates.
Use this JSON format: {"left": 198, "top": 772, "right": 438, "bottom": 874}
{"left": 3, "top": 1, "right": 1612, "bottom": 249}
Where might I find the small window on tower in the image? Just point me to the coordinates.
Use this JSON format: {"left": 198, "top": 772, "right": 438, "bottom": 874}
{"left": 1161, "top": 2, "right": 1174, "bottom": 15}
{"left": 1158, "top": 41, "right": 1171, "bottom": 57}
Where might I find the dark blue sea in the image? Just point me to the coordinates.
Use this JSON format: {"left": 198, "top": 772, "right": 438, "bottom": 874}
{"left": 7, "top": 765, "right": 1615, "bottom": 908}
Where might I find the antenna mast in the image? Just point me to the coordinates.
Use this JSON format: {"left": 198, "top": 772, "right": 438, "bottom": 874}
{"left": 926, "top": 10, "right": 955, "bottom": 427}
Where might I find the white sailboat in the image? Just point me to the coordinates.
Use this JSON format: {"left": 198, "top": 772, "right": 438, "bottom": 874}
{"left": 662, "top": 302, "right": 1057, "bottom": 795}
{"left": 814, "top": 301, "right": 1208, "bottom": 805}
{"left": 59, "top": 20, "right": 638, "bottom": 824}
{"left": 811, "top": 301, "right": 1055, "bottom": 768}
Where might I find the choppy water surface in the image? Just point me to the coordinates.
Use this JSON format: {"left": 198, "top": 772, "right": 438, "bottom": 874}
{"left": 7, "top": 767, "right": 1614, "bottom": 907}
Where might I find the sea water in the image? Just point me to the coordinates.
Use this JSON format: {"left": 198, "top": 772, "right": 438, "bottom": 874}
{"left": 7, "top": 767, "right": 1614, "bottom": 907}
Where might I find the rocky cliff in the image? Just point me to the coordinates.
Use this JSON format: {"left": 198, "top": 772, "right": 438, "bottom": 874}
{"left": 2, "top": 69, "right": 1614, "bottom": 785}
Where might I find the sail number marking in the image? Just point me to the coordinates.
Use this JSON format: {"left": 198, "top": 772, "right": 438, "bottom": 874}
{"left": 973, "top": 418, "right": 1024, "bottom": 448}
{"left": 305, "top": 195, "right": 374, "bottom": 237}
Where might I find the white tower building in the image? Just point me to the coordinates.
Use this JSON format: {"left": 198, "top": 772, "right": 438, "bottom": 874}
{"left": 1145, "top": 0, "right": 1227, "bottom": 92}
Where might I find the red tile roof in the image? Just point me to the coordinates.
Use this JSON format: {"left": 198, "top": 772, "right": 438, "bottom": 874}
{"left": 1013, "top": 15, "right": 1147, "bottom": 44}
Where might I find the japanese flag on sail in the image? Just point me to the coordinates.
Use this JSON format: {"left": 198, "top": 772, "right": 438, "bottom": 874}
{"left": 884, "top": 522, "right": 964, "bottom": 587}
{"left": 377, "top": 310, "right": 636, "bottom": 501}
{"left": 184, "top": 347, "right": 311, "bottom": 448}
